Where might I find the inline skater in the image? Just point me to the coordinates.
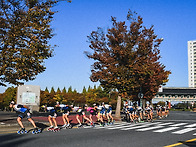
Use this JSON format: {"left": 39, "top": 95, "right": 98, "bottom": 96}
{"left": 105, "top": 104, "right": 114, "bottom": 125}
{"left": 75, "top": 104, "right": 94, "bottom": 127}
{"left": 99, "top": 102, "right": 107, "bottom": 126}
{"left": 156, "top": 105, "right": 162, "bottom": 119}
{"left": 125, "top": 104, "right": 134, "bottom": 123}
{"left": 9, "top": 101, "right": 39, "bottom": 134}
{"left": 123, "top": 103, "right": 130, "bottom": 122}
{"left": 145, "top": 104, "right": 153, "bottom": 122}
{"left": 59, "top": 104, "right": 72, "bottom": 128}
{"left": 161, "top": 105, "right": 166, "bottom": 118}
{"left": 136, "top": 105, "right": 144, "bottom": 122}
{"left": 165, "top": 105, "right": 170, "bottom": 117}
{"left": 45, "top": 102, "right": 60, "bottom": 132}
{"left": 88, "top": 104, "right": 103, "bottom": 125}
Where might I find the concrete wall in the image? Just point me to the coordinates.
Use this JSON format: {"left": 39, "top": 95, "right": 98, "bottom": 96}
{"left": 17, "top": 85, "right": 40, "bottom": 112}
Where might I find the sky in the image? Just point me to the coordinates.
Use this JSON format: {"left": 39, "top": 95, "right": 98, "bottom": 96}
{"left": 1, "top": 0, "right": 196, "bottom": 93}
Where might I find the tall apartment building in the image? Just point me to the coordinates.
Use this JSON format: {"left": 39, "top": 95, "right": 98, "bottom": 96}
{"left": 188, "top": 40, "right": 196, "bottom": 87}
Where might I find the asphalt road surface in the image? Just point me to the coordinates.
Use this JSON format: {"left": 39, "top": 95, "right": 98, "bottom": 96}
{"left": 1, "top": 111, "right": 196, "bottom": 147}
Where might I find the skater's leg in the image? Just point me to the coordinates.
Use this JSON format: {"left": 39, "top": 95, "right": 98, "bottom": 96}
{"left": 52, "top": 117, "right": 57, "bottom": 128}
{"left": 28, "top": 118, "right": 37, "bottom": 128}
{"left": 17, "top": 117, "right": 24, "bottom": 128}
{"left": 62, "top": 114, "right": 67, "bottom": 126}
{"left": 89, "top": 114, "right": 93, "bottom": 122}
{"left": 65, "top": 114, "right": 70, "bottom": 124}
{"left": 76, "top": 115, "right": 82, "bottom": 126}
{"left": 109, "top": 113, "right": 113, "bottom": 122}
{"left": 48, "top": 116, "right": 53, "bottom": 127}
{"left": 83, "top": 115, "right": 92, "bottom": 123}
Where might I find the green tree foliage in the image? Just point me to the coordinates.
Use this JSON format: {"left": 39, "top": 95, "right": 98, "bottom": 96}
{"left": 1, "top": 87, "right": 17, "bottom": 110}
{"left": 82, "top": 86, "right": 87, "bottom": 94}
{"left": 56, "top": 87, "right": 61, "bottom": 94}
{"left": 68, "top": 86, "right": 72, "bottom": 93}
{"left": 44, "top": 87, "right": 49, "bottom": 93}
{"left": 62, "top": 87, "right": 66, "bottom": 93}
{"left": 50, "top": 87, "right": 55, "bottom": 94}
{"left": 85, "top": 11, "right": 171, "bottom": 118}
{"left": 0, "top": 0, "right": 71, "bottom": 86}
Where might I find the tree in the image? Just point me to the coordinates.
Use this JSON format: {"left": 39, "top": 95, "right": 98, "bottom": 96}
{"left": 85, "top": 11, "right": 171, "bottom": 119}
{"left": 45, "top": 87, "right": 49, "bottom": 93}
{"left": 56, "top": 87, "right": 61, "bottom": 94}
{"left": 68, "top": 86, "right": 72, "bottom": 93}
{"left": 82, "top": 86, "right": 87, "bottom": 94}
{"left": 50, "top": 87, "right": 55, "bottom": 94}
{"left": 2, "top": 87, "right": 17, "bottom": 110}
{"left": 0, "top": 0, "right": 71, "bottom": 86}
{"left": 62, "top": 87, "right": 67, "bottom": 94}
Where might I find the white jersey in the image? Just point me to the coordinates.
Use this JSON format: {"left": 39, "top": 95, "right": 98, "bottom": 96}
{"left": 46, "top": 107, "right": 55, "bottom": 111}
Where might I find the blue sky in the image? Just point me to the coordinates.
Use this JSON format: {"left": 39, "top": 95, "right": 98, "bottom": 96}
{"left": 1, "top": 0, "right": 196, "bottom": 93}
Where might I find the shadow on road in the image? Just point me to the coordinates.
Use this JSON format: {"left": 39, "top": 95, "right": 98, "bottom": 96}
{"left": 178, "top": 141, "right": 196, "bottom": 147}
{"left": 0, "top": 133, "right": 37, "bottom": 147}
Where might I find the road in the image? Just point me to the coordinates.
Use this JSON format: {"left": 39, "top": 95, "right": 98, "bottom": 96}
{"left": 1, "top": 111, "right": 196, "bottom": 147}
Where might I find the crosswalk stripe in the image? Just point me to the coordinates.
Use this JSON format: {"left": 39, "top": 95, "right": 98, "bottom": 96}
{"left": 157, "top": 122, "right": 174, "bottom": 126}
{"left": 106, "top": 123, "right": 148, "bottom": 129}
{"left": 121, "top": 124, "right": 154, "bottom": 131}
{"left": 172, "top": 128, "right": 196, "bottom": 134}
{"left": 120, "top": 122, "right": 163, "bottom": 131}
{"left": 153, "top": 127, "right": 179, "bottom": 133}
{"left": 107, "top": 125, "right": 134, "bottom": 129}
{"left": 137, "top": 125, "right": 164, "bottom": 131}
{"left": 184, "top": 123, "right": 196, "bottom": 128}
{"left": 170, "top": 123, "right": 188, "bottom": 127}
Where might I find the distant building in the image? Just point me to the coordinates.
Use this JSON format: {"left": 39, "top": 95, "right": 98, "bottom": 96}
{"left": 188, "top": 40, "right": 196, "bottom": 87}
{"left": 154, "top": 87, "right": 196, "bottom": 102}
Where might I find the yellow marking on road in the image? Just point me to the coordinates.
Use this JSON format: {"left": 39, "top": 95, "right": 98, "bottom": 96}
{"left": 0, "top": 131, "right": 16, "bottom": 134}
{"left": 164, "top": 138, "right": 196, "bottom": 147}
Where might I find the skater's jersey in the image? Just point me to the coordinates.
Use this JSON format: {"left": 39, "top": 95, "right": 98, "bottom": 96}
{"left": 127, "top": 106, "right": 134, "bottom": 113}
{"left": 145, "top": 106, "right": 153, "bottom": 113}
{"left": 156, "top": 106, "right": 162, "bottom": 111}
{"left": 88, "top": 107, "right": 98, "bottom": 115}
{"left": 46, "top": 107, "right": 56, "bottom": 113}
{"left": 99, "top": 105, "right": 106, "bottom": 114}
{"left": 136, "top": 106, "right": 143, "bottom": 112}
{"left": 58, "top": 104, "right": 71, "bottom": 113}
{"left": 105, "top": 104, "right": 112, "bottom": 113}
{"left": 13, "top": 104, "right": 28, "bottom": 113}
{"left": 73, "top": 107, "right": 86, "bottom": 115}
{"left": 162, "top": 106, "right": 166, "bottom": 111}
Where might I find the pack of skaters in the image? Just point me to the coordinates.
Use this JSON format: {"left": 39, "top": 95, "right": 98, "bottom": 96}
{"left": 9, "top": 101, "right": 40, "bottom": 134}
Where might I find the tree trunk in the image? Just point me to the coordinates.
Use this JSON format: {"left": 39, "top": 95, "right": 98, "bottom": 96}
{"left": 115, "top": 95, "right": 122, "bottom": 120}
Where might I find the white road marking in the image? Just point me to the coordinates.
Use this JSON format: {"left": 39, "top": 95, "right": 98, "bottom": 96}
{"left": 153, "top": 127, "right": 179, "bottom": 133}
{"left": 137, "top": 125, "right": 164, "bottom": 131}
{"left": 172, "top": 128, "right": 196, "bottom": 134}
{"left": 170, "top": 123, "right": 188, "bottom": 127}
